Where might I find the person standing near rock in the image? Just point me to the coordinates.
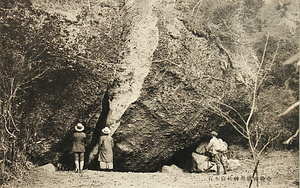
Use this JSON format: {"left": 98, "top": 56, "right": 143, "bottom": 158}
{"left": 98, "top": 127, "right": 114, "bottom": 171}
{"left": 206, "top": 131, "right": 227, "bottom": 175}
{"left": 72, "top": 123, "right": 86, "bottom": 173}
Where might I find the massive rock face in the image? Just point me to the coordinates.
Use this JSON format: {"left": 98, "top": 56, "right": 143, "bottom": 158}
{"left": 27, "top": 0, "right": 236, "bottom": 171}
{"left": 104, "top": 0, "right": 234, "bottom": 171}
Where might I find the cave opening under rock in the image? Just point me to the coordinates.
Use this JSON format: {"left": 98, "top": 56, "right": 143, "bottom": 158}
{"left": 163, "top": 135, "right": 211, "bottom": 172}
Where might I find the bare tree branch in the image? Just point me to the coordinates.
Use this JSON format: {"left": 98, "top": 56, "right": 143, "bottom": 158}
{"left": 0, "top": 114, "right": 16, "bottom": 138}
{"left": 211, "top": 100, "right": 247, "bottom": 125}
{"left": 8, "top": 112, "right": 20, "bottom": 132}
{"left": 19, "top": 67, "right": 50, "bottom": 88}
{"left": 191, "top": 0, "right": 203, "bottom": 15}
{"left": 283, "top": 129, "right": 299, "bottom": 145}
{"left": 258, "top": 42, "right": 279, "bottom": 89}
{"left": 245, "top": 33, "right": 270, "bottom": 155}
{"left": 283, "top": 51, "right": 300, "bottom": 65}
{"left": 258, "top": 132, "right": 281, "bottom": 157}
{"left": 205, "top": 104, "right": 248, "bottom": 139}
{"left": 277, "top": 101, "right": 300, "bottom": 117}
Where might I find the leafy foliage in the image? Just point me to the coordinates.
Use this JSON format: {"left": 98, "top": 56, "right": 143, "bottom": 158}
{"left": 0, "top": 1, "right": 65, "bottom": 183}
{"left": 256, "top": 86, "right": 298, "bottom": 148}
{"left": 0, "top": 0, "right": 124, "bottom": 182}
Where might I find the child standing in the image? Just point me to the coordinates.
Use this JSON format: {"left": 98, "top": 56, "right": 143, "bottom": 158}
{"left": 72, "top": 123, "right": 86, "bottom": 173}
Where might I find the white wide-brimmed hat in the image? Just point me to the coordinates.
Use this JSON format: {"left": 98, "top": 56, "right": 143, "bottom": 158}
{"left": 75, "top": 123, "right": 84, "bottom": 132}
{"left": 102, "top": 127, "right": 111, "bottom": 134}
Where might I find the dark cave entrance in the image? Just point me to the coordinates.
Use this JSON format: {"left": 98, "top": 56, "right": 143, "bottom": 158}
{"left": 164, "top": 135, "right": 211, "bottom": 172}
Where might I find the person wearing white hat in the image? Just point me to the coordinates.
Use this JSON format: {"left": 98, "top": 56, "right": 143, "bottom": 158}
{"left": 98, "top": 127, "right": 114, "bottom": 170}
{"left": 72, "top": 123, "right": 86, "bottom": 173}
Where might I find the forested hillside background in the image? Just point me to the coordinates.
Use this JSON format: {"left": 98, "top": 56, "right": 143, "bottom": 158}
{"left": 0, "top": 0, "right": 298, "bottom": 185}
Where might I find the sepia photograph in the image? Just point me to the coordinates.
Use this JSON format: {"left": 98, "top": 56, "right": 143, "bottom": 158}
{"left": 0, "top": 0, "right": 299, "bottom": 187}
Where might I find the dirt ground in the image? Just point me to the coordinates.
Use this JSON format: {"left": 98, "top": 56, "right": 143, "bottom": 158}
{"left": 2, "top": 151, "right": 298, "bottom": 188}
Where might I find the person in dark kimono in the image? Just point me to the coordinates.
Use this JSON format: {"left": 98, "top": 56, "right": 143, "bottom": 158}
{"left": 98, "top": 127, "right": 114, "bottom": 170}
{"left": 72, "top": 123, "right": 86, "bottom": 173}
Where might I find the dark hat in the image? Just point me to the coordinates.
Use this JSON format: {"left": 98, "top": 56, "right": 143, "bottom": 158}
{"left": 210, "top": 131, "right": 218, "bottom": 136}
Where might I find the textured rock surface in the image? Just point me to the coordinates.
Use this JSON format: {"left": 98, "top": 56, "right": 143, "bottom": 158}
{"left": 108, "top": 0, "right": 234, "bottom": 171}
{"left": 190, "top": 153, "right": 212, "bottom": 172}
{"left": 106, "top": 0, "right": 159, "bottom": 135}
{"left": 29, "top": 0, "right": 236, "bottom": 171}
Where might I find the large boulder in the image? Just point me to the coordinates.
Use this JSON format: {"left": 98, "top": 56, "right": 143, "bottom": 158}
{"left": 109, "top": 0, "right": 234, "bottom": 172}
{"left": 195, "top": 142, "right": 208, "bottom": 154}
{"left": 190, "top": 153, "right": 213, "bottom": 172}
{"left": 27, "top": 0, "right": 237, "bottom": 172}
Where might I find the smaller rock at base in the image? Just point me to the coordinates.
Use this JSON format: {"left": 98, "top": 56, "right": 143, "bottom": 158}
{"left": 161, "top": 164, "right": 183, "bottom": 174}
{"left": 36, "top": 163, "right": 56, "bottom": 172}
